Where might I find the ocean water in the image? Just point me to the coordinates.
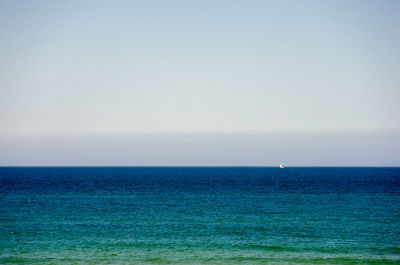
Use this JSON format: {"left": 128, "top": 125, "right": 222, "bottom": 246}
{"left": 1, "top": 167, "right": 399, "bottom": 264}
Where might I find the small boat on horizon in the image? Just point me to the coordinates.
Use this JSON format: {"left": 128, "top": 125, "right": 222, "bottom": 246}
{"left": 280, "top": 163, "right": 285, "bottom": 168}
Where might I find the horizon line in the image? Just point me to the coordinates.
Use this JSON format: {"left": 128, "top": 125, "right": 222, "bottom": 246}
{"left": 0, "top": 165, "right": 399, "bottom": 168}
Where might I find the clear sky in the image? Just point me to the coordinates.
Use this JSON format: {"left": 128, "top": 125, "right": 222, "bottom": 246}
{"left": 0, "top": 1, "right": 399, "bottom": 165}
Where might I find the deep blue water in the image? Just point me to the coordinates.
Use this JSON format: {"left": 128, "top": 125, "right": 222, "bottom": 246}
{"left": 1, "top": 167, "right": 400, "bottom": 264}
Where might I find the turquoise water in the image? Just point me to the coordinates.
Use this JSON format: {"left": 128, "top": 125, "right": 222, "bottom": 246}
{"left": 1, "top": 167, "right": 400, "bottom": 264}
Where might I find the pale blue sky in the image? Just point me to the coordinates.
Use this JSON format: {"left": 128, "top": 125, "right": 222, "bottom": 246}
{"left": 0, "top": 1, "right": 399, "bottom": 165}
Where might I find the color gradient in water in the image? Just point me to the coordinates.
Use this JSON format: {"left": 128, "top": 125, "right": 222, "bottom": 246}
{"left": 1, "top": 167, "right": 399, "bottom": 264}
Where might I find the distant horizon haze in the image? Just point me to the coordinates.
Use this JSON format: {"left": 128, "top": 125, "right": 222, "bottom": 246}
{"left": 1, "top": 133, "right": 399, "bottom": 167}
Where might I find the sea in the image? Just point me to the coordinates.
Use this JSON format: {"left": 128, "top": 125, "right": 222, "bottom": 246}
{"left": 1, "top": 167, "right": 399, "bottom": 264}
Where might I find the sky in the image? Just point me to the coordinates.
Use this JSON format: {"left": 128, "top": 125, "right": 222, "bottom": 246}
{"left": 0, "top": 0, "right": 399, "bottom": 166}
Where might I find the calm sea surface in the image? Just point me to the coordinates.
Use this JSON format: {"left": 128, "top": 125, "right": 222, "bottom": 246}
{"left": 1, "top": 167, "right": 399, "bottom": 264}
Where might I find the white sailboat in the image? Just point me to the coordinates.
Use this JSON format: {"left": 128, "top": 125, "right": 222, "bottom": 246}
{"left": 279, "top": 163, "right": 285, "bottom": 168}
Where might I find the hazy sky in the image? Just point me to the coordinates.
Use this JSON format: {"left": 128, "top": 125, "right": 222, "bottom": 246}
{"left": 0, "top": 1, "right": 399, "bottom": 165}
